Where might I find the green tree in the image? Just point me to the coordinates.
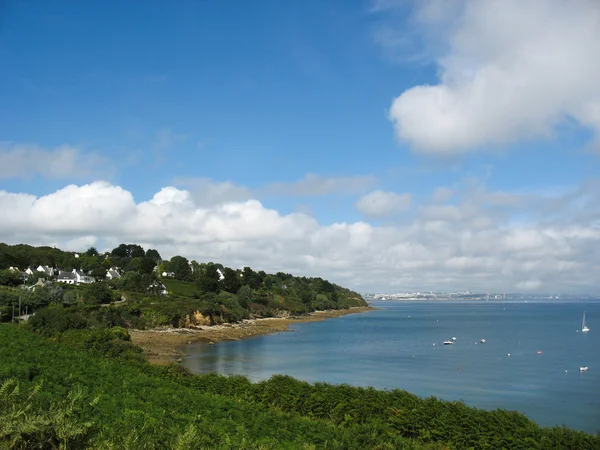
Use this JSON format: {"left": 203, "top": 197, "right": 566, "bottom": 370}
{"left": 63, "top": 290, "right": 79, "bottom": 305}
{"left": 170, "top": 256, "right": 192, "bottom": 281}
{"left": 139, "top": 256, "right": 156, "bottom": 275}
{"left": 110, "top": 244, "right": 128, "bottom": 258}
{"left": 242, "top": 266, "right": 262, "bottom": 289}
{"left": 21, "top": 287, "right": 50, "bottom": 309}
{"left": 47, "top": 285, "right": 64, "bottom": 304}
{"left": 84, "top": 282, "right": 113, "bottom": 305}
{"left": 110, "top": 243, "right": 145, "bottom": 259}
{"left": 91, "top": 266, "right": 107, "bottom": 281}
{"left": 197, "top": 263, "right": 220, "bottom": 293}
{"left": 237, "top": 285, "right": 253, "bottom": 309}
{"left": 117, "top": 272, "right": 145, "bottom": 292}
{"left": 0, "top": 269, "right": 22, "bottom": 287}
{"left": 145, "top": 248, "right": 161, "bottom": 262}
{"left": 85, "top": 246, "right": 99, "bottom": 256}
{"left": 200, "top": 292, "right": 221, "bottom": 324}
{"left": 79, "top": 255, "right": 100, "bottom": 273}
{"left": 221, "top": 267, "right": 241, "bottom": 294}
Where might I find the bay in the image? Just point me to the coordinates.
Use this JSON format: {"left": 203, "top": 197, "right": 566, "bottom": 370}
{"left": 181, "top": 300, "right": 600, "bottom": 433}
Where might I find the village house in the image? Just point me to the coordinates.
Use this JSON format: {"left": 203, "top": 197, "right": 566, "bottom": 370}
{"left": 148, "top": 280, "right": 168, "bottom": 296}
{"left": 56, "top": 269, "right": 93, "bottom": 285}
{"left": 36, "top": 265, "right": 56, "bottom": 277}
{"left": 24, "top": 278, "right": 52, "bottom": 291}
{"left": 105, "top": 268, "right": 121, "bottom": 280}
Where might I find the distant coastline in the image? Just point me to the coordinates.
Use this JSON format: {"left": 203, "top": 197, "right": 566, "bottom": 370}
{"left": 130, "top": 306, "right": 376, "bottom": 364}
{"left": 365, "top": 293, "right": 599, "bottom": 302}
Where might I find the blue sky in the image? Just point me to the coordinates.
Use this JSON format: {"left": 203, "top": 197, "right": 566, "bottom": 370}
{"left": 1, "top": 0, "right": 599, "bottom": 293}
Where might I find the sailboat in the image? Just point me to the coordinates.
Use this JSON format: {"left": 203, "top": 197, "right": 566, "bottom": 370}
{"left": 581, "top": 312, "right": 590, "bottom": 333}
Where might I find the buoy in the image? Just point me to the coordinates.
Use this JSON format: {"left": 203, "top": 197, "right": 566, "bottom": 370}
{"left": 508, "top": 353, "right": 511, "bottom": 357}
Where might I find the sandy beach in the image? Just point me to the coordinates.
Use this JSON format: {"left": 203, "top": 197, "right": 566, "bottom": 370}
{"left": 130, "top": 306, "right": 375, "bottom": 364}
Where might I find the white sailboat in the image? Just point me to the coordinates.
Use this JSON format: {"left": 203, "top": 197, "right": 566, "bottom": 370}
{"left": 582, "top": 312, "right": 590, "bottom": 333}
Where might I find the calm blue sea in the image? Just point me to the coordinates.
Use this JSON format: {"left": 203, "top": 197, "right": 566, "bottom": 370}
{"left": 181, "top": 300, "right": 600, "bottom": 433}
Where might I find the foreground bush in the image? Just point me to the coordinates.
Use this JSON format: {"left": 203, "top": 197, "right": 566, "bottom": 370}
{"left": 0, "top": 325, "right": 438, "bottom": 449}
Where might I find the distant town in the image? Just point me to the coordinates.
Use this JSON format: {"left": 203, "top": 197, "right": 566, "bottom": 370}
{"left": 362, "top": 292, "right": 598, "bottom": 301}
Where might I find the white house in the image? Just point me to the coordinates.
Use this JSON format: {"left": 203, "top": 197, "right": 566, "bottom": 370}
{"left": 56, "top": 269, "right": 93, "bottom": 285}
{"left": 161, "top": 271, "right": 175, "bottom": 278}
{"left": 25, "top": 267, "right": 35, "bottom": 276}
{"left": 57, "top": 271, "right": 77, "bottom": 284}
{"left": 148, "top": 280, "right": 168, "bottom": 296}
{"left": 105, "top": 268, "right": 121, "bottom": 280}
{"left": 73, "top": 269, "right": 93, "bottom": 284}
{"left": 36, "top": 265, "right": 55, "bottom": 277}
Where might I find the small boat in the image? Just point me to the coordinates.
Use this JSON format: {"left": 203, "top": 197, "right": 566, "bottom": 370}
{"left": 579, "top": 366, "right": 588, "bottom": 372}
{"left": 582, "top": 312, "right": 590, "bottom": 333}
{"left": 451, "top": 337, "right": 457, "bottom": 341}
{"left": 480, "top": 339, "right": 486, "bottom": 344}
{"left": 443, "top": 340, "right": 454, "bottom": 345}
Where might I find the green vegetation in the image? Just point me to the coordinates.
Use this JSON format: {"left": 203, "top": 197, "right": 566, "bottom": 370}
{"left": 3, "top": 242, "right": 598, "bottom": 449}
{"left": 0, "top": 326, "right": 439, "bottom": 449}
{"left": 0, "top": 242, "right": 367, "bottom": 330}
{"left": 1, "top": 325, "right": 598, "bottom": 449}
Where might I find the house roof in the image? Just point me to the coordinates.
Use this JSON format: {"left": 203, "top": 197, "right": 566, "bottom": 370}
{"left": 57, "top": 271, "right": 77, "bottom": 280}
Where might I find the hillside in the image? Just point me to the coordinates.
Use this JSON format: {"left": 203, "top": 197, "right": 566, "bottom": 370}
{"left": 0, "top": 242, "right": 368, "bottom": 329}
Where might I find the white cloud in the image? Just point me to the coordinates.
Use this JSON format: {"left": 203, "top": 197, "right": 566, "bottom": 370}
{"left": 174, "top": 177, "right": 253, "bottom": 207}
{"left": 355, "top": 190, "right": 411, "bottom": 218}
{"left": 0, "top": 179, "right": 599, "bottom": 294}
{"left": 386, "top": 0, "right": 600, "bottom": 155}
{"left": 175, "top": 174, "right": 377, "bottom": 206}
{"left": 261, "top": 173, "right": 378, "bottom": 197}
{"left": 0, "top": 142, "right": 108, "bottom": 179}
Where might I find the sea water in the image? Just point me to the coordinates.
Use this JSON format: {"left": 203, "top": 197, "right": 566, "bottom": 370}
{"left": 181, "top": 300, "right": 600, "bottom": 433}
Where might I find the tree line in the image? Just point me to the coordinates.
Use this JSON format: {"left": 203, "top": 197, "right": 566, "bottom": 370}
{"left": 0, "top": 242, "right": 367, "bottom": 327}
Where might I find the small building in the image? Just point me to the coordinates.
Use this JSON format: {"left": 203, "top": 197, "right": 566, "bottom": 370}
{"left": 56, "top": 269, "right": 93, "bottom": 285}
{"left": 148, "top": 280, "right": 168, "bottom": 296}
{"left": 73, "top": 269, "right": 93, "bottom": 284}
{"left": 36, "top": 265, "right": 55, "bottom": 277}
{"left": 57, "top": 271, "right": 77, "bottom": 284}
{"left": 105, "top": 268, "right": 121, "bottom": 280}
{"left": 24, "top": 278, "right": 52, "bottom": 291}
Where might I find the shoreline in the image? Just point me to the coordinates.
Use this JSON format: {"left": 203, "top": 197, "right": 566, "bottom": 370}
{"left": 129, "top": 306, "right": 376, "bottom": 365}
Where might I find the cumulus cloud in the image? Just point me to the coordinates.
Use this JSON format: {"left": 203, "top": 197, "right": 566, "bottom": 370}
{"left": 355, "top": 190, "right": 411, "bottom": 218}
{"left": 0, "top": 142, "right": 109, "bottom": 179}
{"left": 1, "top": 179, "right": 599, "bottom": 294}
{"left": 385, "top": 0, "right": 600, "bottom": 155}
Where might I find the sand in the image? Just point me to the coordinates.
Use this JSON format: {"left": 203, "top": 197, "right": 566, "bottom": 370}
{"left": 129, "top": 306, "right": 375, "bottom": 365}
